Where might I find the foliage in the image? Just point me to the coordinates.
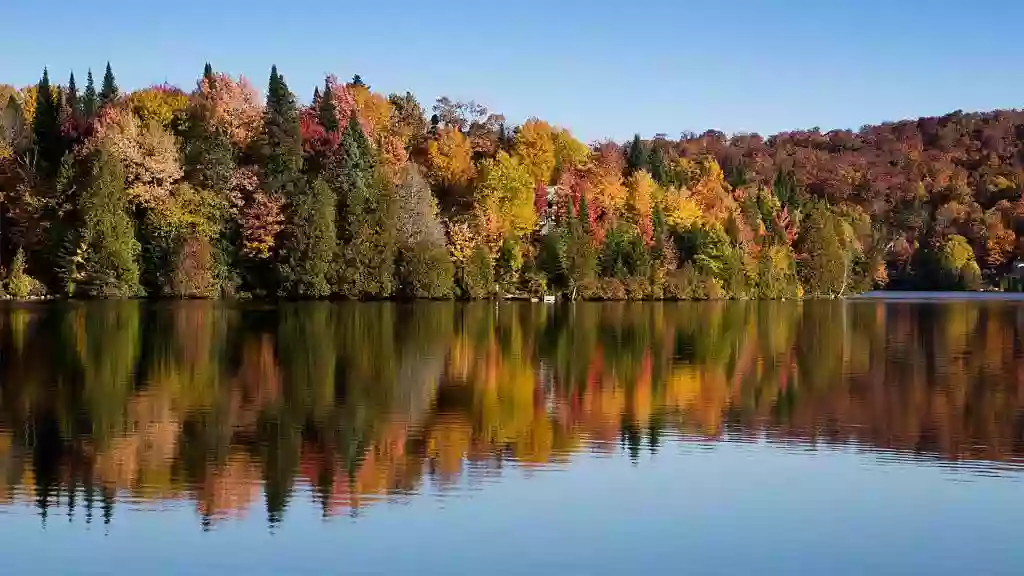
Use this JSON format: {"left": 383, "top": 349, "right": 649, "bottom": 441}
{"left": 475, "top": 151, "right": 536, "bottom": 241}
{"left": 6, "top": 61, "right": 1024, "bottom": 300}
{"left": 75, "top": 146, "right": 142, "bottom": 297}
{"left": 278, "top": 178, "right": 336, "bottom": 298}
{"left": 127, "top": 84, "right": 189, "bottom": 131}
{"left": 5, "top": 248, "right": 44, "bottom": 298}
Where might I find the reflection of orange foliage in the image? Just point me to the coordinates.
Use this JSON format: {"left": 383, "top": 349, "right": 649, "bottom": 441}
{"left": 3, "top": 302, "right": 1024, "bottom": 527}
{"left": 196, "top": 455, "right": 261, "bottom": 523}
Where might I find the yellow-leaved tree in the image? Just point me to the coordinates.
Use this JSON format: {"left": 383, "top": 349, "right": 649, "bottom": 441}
{"left": 475, "top": 151, "right": 536, "bottom": 241}
{"left": 552, "top": 128, "right": 591, "bottom": 182}
{"left": 426, "top": 126, "right": 474, "bottom": 190}
{"left": 513, "top": 118, "right": 555, "bottom": 185}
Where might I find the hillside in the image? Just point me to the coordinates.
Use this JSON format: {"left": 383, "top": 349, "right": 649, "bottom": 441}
{"left": 1, "top": 65, "right": 1022, "bottom": 299}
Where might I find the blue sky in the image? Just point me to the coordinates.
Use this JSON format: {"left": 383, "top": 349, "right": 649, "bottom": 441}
{"left": 3, "top": 0, "right": 1023, "bottom": 142}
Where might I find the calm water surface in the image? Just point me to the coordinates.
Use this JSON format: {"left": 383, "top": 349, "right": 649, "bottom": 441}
{"left": 1, "top": 300, "right": 1022, "bottom": 575}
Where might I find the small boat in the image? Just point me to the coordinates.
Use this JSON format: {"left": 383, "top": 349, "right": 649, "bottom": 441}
{"left": 543, "top": 295, "right": 556, "bottom": 303}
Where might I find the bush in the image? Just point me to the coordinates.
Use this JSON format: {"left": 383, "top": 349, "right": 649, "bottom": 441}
{"left": 5, "top": 249, "right": 45, "bottom": 299}
{"left": 458, "top": 244, "right": 494, "bottom": 299}
{"left": 579, "top": 277, "right": 628, "bottom": 300}
{"left": 397, "top": 242, "right": 455, "bottom": 299}
{"left": 623, "top": 276, "right": 650, "bottom": 300}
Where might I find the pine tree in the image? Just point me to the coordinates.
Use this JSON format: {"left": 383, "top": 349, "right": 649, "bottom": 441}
{"left": 350, "top": 74, "right": 366, "bottom": 88}
{"left": 579, "top": 194, "right": 591, "bottom": 234}
{"left": 625, "top": 134, "right": 649, "bottom": 175}
{"left": 279, "top": 177, "right": 337, "bottom": 297}
{"left": 335, "top": 114, "right": 394, "bottom": 297}
{"left": 99, "top": 62, "right": 118, "bottom": 105}
{"left": 32, "top": 68, "right": 63, "bottom": 175}
{"left": 260, "top": 65, "right": 303, "bottom": 198}
{"left": 795, "top": 203, "right": 848, "bottom": 297}
{"left": 77, "top": 146, "right": 142, "bottom": 297}
{"left": 203, "top": 62, "right": 214, "bottom": 83}
{"left": 257, "top": 66, "right": 304, "bottom": 294}
{"left": 83, "top": 69, "right": 98, "bottom": 118}
{"left": 311, "top": 86, "right": 322, "bottom": 110}
{"left": 648, "top": 144, "right": 667, "bottom": 184}
{"left": 318, "top": 80, "right": 339, "bottom": 134}
{"left": 66, "top": 72, "right": 80, "bottom": 118}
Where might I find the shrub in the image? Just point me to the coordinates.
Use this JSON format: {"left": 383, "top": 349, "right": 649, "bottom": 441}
{"left": 5, "top": 249, "right": 45, "bottom": 299}
{"left": 458, "top": 244, "right": 494, "bottom": 299}
{"left": 397, "top": 241, "right": 455, "bottom": 299}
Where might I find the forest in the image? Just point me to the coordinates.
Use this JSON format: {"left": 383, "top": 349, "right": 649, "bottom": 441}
{"left": 2, "top": 63, "right": 1024, "bottom": 299}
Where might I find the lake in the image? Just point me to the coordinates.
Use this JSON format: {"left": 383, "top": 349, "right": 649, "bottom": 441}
{"left": 0, "top": 299, "right": 1022, "bottom": 575}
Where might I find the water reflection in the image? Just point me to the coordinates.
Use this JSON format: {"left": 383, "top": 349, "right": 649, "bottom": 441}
{"left": 0, "top": 300, "right": 1022, "bottom": 528}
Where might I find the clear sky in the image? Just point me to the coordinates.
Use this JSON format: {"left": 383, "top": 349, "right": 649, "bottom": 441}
{"left": 3, "top": 0, "right": 1023, "bottom": 143}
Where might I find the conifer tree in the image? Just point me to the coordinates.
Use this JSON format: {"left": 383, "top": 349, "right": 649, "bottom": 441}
{"left": 99, "top": 62, "right": 118, "bottom": 105}
{"left": 318, "top": 80, "right": 339, "bottom": 134}
{"left": 77, "top": 146, "right": 142, "bottom": 297}
{"left": 625, "top": 134, "right": 649, "bottom": 175}
{"left": 257, "top": 66, "right": 306, "bottom": 293}
{"left": 66, "top": 71, "right": 80, "bottom": 118}
{"left": 335, "top": 114, "right": 394, "bottom": 297}
{"left": 83, "top": 69, "right": 98, "bottom": 118}
{"left": 32, "top": 68, "right": 63, "bottom": 175}
{"left": 279, "top": 177, "right": 336, "bottom": 297}
{"left": 311, "top": 86, "right": 322, "bottom": 110}
{"left": 260, "top": 65, "right": 303, "bottom": 197}
{"left": 648, "top": 144, "right": 667, "bottom": 184}
{"left": 203, "top": 62, "right": 214, "bottom": 83}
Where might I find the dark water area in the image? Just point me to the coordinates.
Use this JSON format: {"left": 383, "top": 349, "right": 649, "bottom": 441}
{"left": 0, "top": 300, "right": 1023, "bottom": 574}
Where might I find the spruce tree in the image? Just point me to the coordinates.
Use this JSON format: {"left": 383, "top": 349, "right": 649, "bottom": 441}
{"left": 350, "top": 74, "right": 366, "bottom": 88}
{"left": 77, "top": 146, "right": 142, "bottom": 297}
{"left": 258, "top": 66, "right": 305, "bottom": 293}
{"left": 795, "top": 203, "right": 848, "bottom": 297}
{"left": 279, "top": 177, "right": 337, "bottom": 297}
{"left": 311, "top": 86, "right": 322, "bottom": 110}
{"left": 318, "top": 80, "right": 339, "bottom": 134}
{"left": 203, "top": 62, "right": 214, "bottom": 83}
{"left": 648, "top": 144, "right": 667, "bottom": 184}
{"left": 66, "top": 72, "right": 80, "bottom": 118}
{"left": 626, "top": 134, "right": 649, "bottom": 175}
{"left": 32, "top": 68, "right": 62, "bottom": 176}
{"left": 260, "top": 65, "right": 303, "bottom": 197}
{"left": 83, "top": 69, "right": 98, "bottom": 118}
{"left": 99, "top": 62, "right": 118, "bottom": 105}
{"left": 335, "top": 114, "right": 393, "bottom": 297}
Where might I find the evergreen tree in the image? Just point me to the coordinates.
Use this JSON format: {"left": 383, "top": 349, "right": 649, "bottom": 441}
{"left": 279, "top": 178, "right": 337, "bottom": 297}
{"left": 648, "top": 144, "right": 668, "bottom": 184}
{"left": 66, "top": 72, "right": 80, "bottom": 118}
{"left": 260, "top": 65, "right": 303, "bottom": 197}
{"left": 257, "top": 66, "right": 304, "bottom": 293}
{"left": 795, "top": 203, "right": 848, "bottom": 297}
{"left": 578, "top": 194, "right": 591, "bottom": 234}
{"left": 203, "top": 62, "right": 214, "bottom": 83}
{"left": 99, "top": 62, "right": 118, "bottom": 105}
{"left": 311, "top": 86, "right": 322, "bottom": 110}
{"left": 350, "top": 74, "right": 366, "bottom": 88}
{"left": 76, "top": 146, "right": 142, "bottom": 297}
{"left": 335, "top": 114, "right": 394, "bottom": 297}
{"left": 625, "top": 134, "right": 649, "bottom": 175}
{"left": 32, "top": 68, "right": 63, "bottom": 176}
{"left": 318, "top": 80, "right": 339, "bottom": 134}
{"left": 83, "top": 69, "right": 98, "bottom": 118}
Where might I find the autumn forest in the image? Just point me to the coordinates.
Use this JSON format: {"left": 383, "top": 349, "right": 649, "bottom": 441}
{"left": 2, "top": 63, "right": 1024, "bottom": 299}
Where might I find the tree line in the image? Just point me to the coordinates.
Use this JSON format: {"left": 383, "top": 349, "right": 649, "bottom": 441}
{"left": 1, "top": 63, "right": 1021, "bottom": 299}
